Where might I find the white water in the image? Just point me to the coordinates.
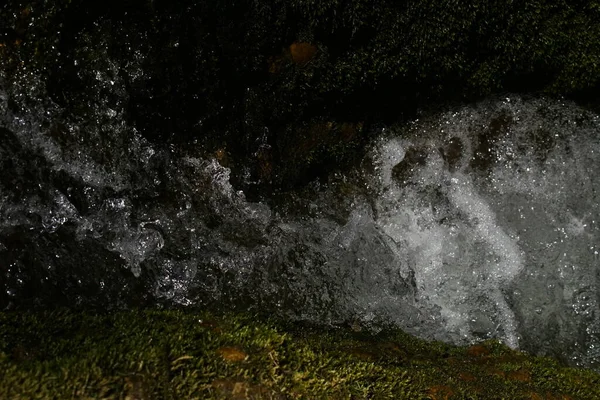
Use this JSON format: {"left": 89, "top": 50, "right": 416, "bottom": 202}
{"left": 364, "top": 97, "right": 600, "bottom": 366}
{"left": 2, "top": 84, "right": 600, "bottom": 368}
{"left": 373, "top": 141, "right": 524, "bottom": 349}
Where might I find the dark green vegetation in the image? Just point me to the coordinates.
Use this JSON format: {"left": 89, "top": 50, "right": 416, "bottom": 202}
{"left": 0, "top": 310, "right": 598, "bottom": 399}
{"left": 1, "top": 0, "right": 600, "bottom": 192}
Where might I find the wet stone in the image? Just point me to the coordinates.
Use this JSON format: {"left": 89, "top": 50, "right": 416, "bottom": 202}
{"left": 441, "top": 136, "right": 464, "bottom": 172}
{"left": 391, "top": 146, "right": 428, "bottom": 185}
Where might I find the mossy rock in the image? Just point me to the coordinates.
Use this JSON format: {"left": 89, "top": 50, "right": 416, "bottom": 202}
{"left": 1, "top": 309, "right": 599, "bottom": 399}
{"left": 2, "top": 0, "right": 600, "bottom": 191}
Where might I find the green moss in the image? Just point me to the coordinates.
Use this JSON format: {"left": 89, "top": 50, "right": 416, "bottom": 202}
{"left": 1, "top": 310, "right": 598, "bottom": 399}
{"left": 2, "top": 0, "right": 600, "bottom": 190}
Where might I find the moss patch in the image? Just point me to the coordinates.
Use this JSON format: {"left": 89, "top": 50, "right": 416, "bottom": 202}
{"left": 2, "top": 0, "right": 600, "bottom": 190}
{"left": 0, "top": 309, "right": 598, "bottom": 399}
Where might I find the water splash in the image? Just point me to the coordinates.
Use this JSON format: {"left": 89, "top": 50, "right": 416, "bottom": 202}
{"left": 1, "top": 83, "right": 600, "bottom": 368}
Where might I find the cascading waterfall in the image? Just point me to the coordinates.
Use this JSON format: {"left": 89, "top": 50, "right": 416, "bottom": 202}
{"left": 2, "top": 76, "right": 600, "bottom": 369}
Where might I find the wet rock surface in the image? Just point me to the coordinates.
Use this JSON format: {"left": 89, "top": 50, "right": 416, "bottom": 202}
{"left": 1, "top": 0, "right": 600, "bottom": 190}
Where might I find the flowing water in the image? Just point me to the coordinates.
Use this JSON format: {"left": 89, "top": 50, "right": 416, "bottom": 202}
{"left": 1, "top": 70, "right": 600, "bottom": 369}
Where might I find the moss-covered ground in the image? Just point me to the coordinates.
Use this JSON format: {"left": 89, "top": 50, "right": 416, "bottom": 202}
{"left": 1, "top": 309, "right": 598, "bottom": 399}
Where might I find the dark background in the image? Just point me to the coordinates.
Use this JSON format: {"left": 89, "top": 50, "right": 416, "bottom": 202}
{"left": 2, "top": 0, "right": 599, "bottom": 194}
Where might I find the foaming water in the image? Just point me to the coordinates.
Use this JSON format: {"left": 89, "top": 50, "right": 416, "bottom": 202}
{"left": 1, "top": 81, "right": 600, "bottom": 368}
{"left": 367, "top": 97, "right": 600, "bottom": 367}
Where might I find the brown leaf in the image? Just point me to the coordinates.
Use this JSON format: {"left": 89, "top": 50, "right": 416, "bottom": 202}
{"left": 289, "top": 42, "right": 317, "bottom": 65}
{"left": 217, "top": 347, "right": 248, "bottom": 362}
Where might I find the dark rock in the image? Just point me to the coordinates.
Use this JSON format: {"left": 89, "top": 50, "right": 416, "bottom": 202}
{"left": 1, "top": 0, "right": 598, "bottom": 191}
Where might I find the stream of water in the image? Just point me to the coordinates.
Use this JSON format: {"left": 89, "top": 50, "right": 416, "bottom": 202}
{"left": 1, "top": 71, "right": 599, "bottom": 368}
